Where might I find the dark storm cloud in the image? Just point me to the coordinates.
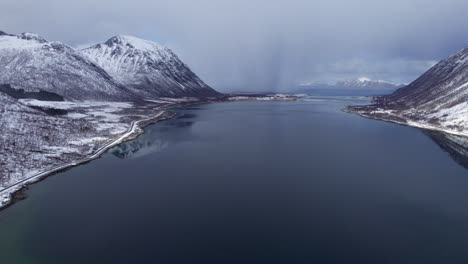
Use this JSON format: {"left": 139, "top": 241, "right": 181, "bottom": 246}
{"left": 1, "top": 0, "right": 468, "bottom": 91}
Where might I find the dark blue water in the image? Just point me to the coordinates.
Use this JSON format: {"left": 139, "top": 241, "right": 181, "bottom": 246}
{"left": 0, "top": 99, "right": 467, "bottom": 264}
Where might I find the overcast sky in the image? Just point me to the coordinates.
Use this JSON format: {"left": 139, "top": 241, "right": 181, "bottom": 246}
{"left": 1, "top": 0, "right": 468, "bottom": 92}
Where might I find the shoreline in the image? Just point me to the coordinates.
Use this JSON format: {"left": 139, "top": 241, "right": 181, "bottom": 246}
{"left": 0, "top": 110, "right": 176, "bottom": 211}
{"left": 345, "top": 108, "right": 468, "bottom": 138}
{"left": 0, "top": 96, "right": 351, "bottom": 211}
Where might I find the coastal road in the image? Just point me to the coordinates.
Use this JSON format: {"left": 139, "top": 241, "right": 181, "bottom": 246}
{"left": 0, "top": 111, "right": 165, "bottom": 206}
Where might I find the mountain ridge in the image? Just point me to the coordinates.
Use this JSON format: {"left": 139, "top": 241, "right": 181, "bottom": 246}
{"left": 0, "top": 31, "right": 135, "bottom": 101}
{"left": 0, "top": 31, "right": 220, "bottom": 101}
{"left": 81, "top": 35, "right": 220, "bottom": 99}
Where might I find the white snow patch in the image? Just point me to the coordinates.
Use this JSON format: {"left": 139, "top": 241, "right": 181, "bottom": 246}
{"left": 67, "top": 113, "right": 87, "bottom": 119}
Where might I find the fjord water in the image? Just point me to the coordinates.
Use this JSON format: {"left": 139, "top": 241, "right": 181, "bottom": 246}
{"left": 1, "top": 98, "right": 468, "bottom": 264}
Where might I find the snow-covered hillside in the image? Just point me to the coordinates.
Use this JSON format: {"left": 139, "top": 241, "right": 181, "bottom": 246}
{"left": 0, "top": 93, "right": 121, "bottom": 190}
{"left": 0, "top": 92, "right": 179, "bottom": 207}
{"left": 0, "top": 31, "right": 134, "bottom": 101}
{"left": 349, "top": 47, "right": 468, "bottom": 136}
{"left": 385, "top": 47, "right": 468, "bottom": 110}
{"left": 81, "top": 35, "right": 220, "bottom": 98}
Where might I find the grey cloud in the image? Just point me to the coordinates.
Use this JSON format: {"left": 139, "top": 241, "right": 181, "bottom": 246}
{"left": 1, "top": 0, "right": 468, "bottom": 92}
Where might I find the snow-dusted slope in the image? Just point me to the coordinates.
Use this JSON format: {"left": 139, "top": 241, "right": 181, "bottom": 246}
{"left": 0, "top": 93, "right": 97, "bottom": 188}
{"left": 0, "top": 91, "right": 174, "bottom": 207}
{"left": 81, "top": 35, "right": 220, "bottom": 99}
{"left": 0, "top": 32, "right": 134, "bottom": 101}
{"left": 349, "top": 47, "right": 468, "bottom": 136}
{"left": 386, "top": 48, "right": 468, "bottom": 110}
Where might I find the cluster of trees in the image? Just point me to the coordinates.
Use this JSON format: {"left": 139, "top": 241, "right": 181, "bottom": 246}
{"left": 0, "top": 95, "right": 95, "bottom": 187}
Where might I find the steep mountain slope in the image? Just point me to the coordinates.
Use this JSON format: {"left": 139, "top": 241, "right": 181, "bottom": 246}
{"left": 384, "top": 48, "right": 468, "bottom": 110}
{"left": 81, "top": 35, "right": 220, "bottom": 98}
{"left": 349, "top": 47, "right": 468, "bottom": 136}
{"left": 0, "top": 32, "right": 134, "bottom": 101}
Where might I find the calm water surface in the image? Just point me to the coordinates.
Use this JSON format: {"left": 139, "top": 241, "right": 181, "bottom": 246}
{"left": 0, "top": 98, "right": 467, "bottom": 264}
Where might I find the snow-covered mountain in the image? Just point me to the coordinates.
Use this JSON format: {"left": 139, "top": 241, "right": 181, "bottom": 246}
{"left": 81, "top": 35, "right": 219, "bottom": 98}
{"left": 0, "top": 31, "right": 134, "bottom": 101}
{"left": 349, "top": 46, "right": 468, "bottom": 136}
{"left": 335, "top": 77, "right": 403, "bottom": 90}
{"left": 385, "top": 48, "right": 468, "bottom": 110}
{"left": 299, "top": 77, "right": 403, "bottom": 90}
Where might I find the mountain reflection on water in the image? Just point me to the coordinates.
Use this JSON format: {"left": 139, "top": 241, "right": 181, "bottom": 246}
{"left": 1, "top": 100, "right": 468, "bottom": 264}
{"left": 111, "top": 113, "right": 195, "bottom": 159}
{"left": 111, "top": 102, "right": 468, "bottom": 173}
{"left": 425, "top": 131, "right": 468, "bottom": 170}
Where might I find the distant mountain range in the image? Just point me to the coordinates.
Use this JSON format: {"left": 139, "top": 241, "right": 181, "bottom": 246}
{"left": 0, "top": 31, "right": 220, "bottom": 101}
{"left": 349, "top": 46, "right": 468, "bottom": 136}
{"left": 298, "top": 77, "right": 405, "bottom": 91}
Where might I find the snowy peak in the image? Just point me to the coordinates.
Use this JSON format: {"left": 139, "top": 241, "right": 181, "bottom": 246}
{"left": 0, "top": 32, "right": 46, "bottom": 50}
{"left": 0, "top": 31, "right": 134, "bottom": 101}
{"left": 18, "top": 32, "right": 48, "bottom": 43}
{"left": 0, "top": 30, "right": 219, "bottom": 101}
{"left": 0, "top": 31, "right": 47, "bottom": 44}
{"left": 103, "top": 35, "right": 164, "bottom": 52}
{"left": 90, "top": 35, "right": 175, "bottom": 67}
{"left": 81, "top": 35, "right": 220, "bottom": 98}
{"left": 357, "top": 77, "right": 371, "bottom": 82}
{"left": 0, "top": 32, "right": 69, "bottom": 54}
{"left": 336, "top": 77, "right": 402, "bottom": 89}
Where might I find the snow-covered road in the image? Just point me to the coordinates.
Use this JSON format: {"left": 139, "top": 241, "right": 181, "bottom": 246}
{"left": 0, "top": 111, "right": 165, "bottom": 208}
